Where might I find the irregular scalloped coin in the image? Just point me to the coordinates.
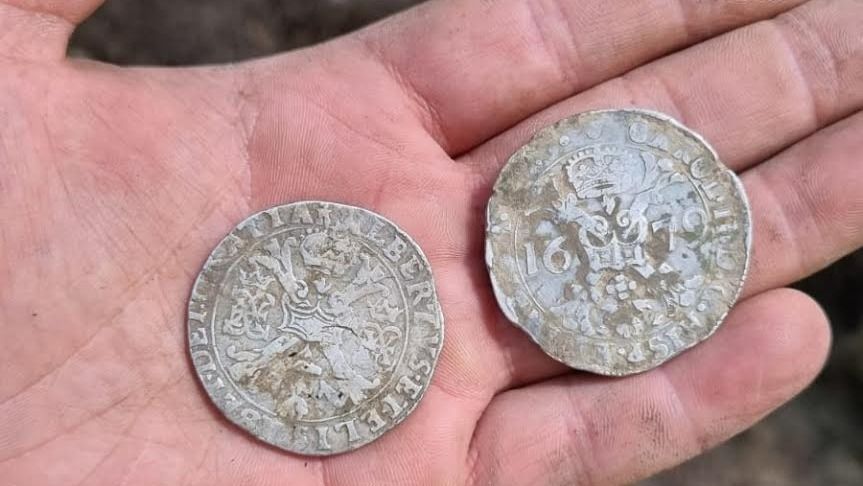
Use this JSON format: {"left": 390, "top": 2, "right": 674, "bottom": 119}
{"left": 486, "top": 109, "right": 751, "bottom": 376}
{"left": 189, "top": 201, "right": 443, "bottom": 454}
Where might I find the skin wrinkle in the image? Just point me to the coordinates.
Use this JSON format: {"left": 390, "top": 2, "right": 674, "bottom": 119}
{"left": 767, "top": 166, "right": 827, "bottom": 270}
{"left": 114, "top": 445, "right": 147, "bottom": 486}
{"left": 558, "top": 387, "right": 599, "bottom": 486}
{"left": 152, "top": 97, "right": 244, "bottom": 203}
{"left": 181, "top": 433, "right": 218, "bottom": 486}
{"left": 646, "top": 71, "right": 691, "bottom": 128}
{"left": 745, "top": 114, "right": 863, "bottom": 280}
{"left": 246, "top": 81, "right": 409, "bottom": 205}
{"left": 671, "top": 0, "right": 693, "bottom": 40}
{"left": 771, "top": 16, "right": 823, "bottom": 128}
{"left": 652, "top": 368, "right": 708, "bottom": 455}
{"left": 320, "top": 456, "right": 334, "bottom": 486}
{"left": 782, "top": 7, "right": 845, "bottom": 124}
{"left": 76, "top": 100, "right": 155, "bottom": 165}
{"left": 792, "top": 168, "right": 836, "bottom": 255}
{"left": 0, "top": 306, "right": 112, "bottom": 409}
{"left": 524, "top": 0, "right": 582, "bottom": 99}
{"left": 457, "top": 389, "right": 496, "bottom": 485}
{"left": 0, "top": 3, "right": 72, "bottom": 60}
{"left": 743, "top": 170, "right": 807, "bottom": 293}
{"left": 468, "top": 383, "right": 599, "bottom": 486}
{"left": 433, "top": 261, "right": 508, "bottom": 396}
{"left": 0, "top": 392, "right": 134, "bottom": 464}
{"left": 74, "top": 374, "right": 200, "bottom": 486}
{"left": 0, "top": 177, "right": 232, "bottom": 404}
{"left": 496, "top": 321, "right": 530, "bottom": 391}
{"left": 0, "top": 287, "right": 186, "bottom": 464}
{"left": 751, "top": 358, "right": 765, "bottom": 411}
{"left": 464, "top": 435, "right": 482, "bottom": 486}
{"left": 369, "top": 162, "right": 395, "bottom": 210}
{"left": 41, "top": 117, "right": 87, "bottom": 237}
{"left": 232, "top": 66, "right": 261, "bottom": 203}
{"left": 427, "top": 363, "right": 494, "bottom": 403}
{"left": 73, "top": 421, "right": 136, "bottom": 486}
{"left": 150, "top": 278, "right": 186, "bottom": 359}
{"left": 0, "top": 0, "right": 92, "bottom": 24}
{"left": 109, "top": 396, "right": 166, "bottom": 486}
{"left": 616, "top": 71, "right": 688, "bottom": 126}
{"left": 356, "top": 35, "right": 451, "bottom": 154}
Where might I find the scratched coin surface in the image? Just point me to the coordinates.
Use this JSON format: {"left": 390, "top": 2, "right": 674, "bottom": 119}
{"left": 486, "top": 109, "right": 751, "bottom": 376}
{"left": 188, "top": 201, "right": 444, "bottom": 454}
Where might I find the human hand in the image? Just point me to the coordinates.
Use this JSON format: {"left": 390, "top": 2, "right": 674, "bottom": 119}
{"left": 1, "top": 0, "right": 861, "bottom": 484}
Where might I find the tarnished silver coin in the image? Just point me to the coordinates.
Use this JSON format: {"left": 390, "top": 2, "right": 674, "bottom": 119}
{"left": 486, "top": 109, "right": 751, "bottom": 376}
{"left": 188, "top": 201, "right": 443, "bottom": 454}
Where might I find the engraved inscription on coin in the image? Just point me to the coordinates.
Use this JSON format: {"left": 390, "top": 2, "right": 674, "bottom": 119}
{"left": 189, "top": 201, "right": 444, "bottom": 454}
{"left": 486, "top": 109, "right": 751, "bottom": 376}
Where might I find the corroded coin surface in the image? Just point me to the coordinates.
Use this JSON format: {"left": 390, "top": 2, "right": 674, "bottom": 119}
{"left": 486, "top": 109, "right": 751, "bottom": 376}
{"left": 189, "top": 201, "right": 443, "bottom": 454}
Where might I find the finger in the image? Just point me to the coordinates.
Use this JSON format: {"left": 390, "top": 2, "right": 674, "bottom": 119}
{"left": 461, "top": 0, "right": 863, "bottom": 176}
{"left": 468, "top": 288, "right": 830, "bottom": 486}
{"left": 0, "top": 0, "right": 105, "bottom": 60}
{"left": 359, "top": 0, "right": 807, "bottom": 154}
{"left": 743, "top": 110, "right": 863, "bottom": 296}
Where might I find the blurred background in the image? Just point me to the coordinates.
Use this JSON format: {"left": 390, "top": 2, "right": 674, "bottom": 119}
{"left": 68, "top": 1, "right": 862, "bottom": 484}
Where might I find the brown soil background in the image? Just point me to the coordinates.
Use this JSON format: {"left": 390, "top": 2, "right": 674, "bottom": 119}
{"left": 68, "top": 1, "right": 863, "bottom": 484}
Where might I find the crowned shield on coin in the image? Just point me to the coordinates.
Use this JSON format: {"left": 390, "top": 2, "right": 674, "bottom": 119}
{"left": 486, "top": 109, "right": 751, "bottom": 376}
{"left": 189, "top": 201, "right": 443, "bottom": 454}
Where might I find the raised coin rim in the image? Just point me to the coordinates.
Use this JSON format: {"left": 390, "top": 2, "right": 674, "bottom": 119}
{"left": 188, "top": 200, "right": 445, "bottom": 454}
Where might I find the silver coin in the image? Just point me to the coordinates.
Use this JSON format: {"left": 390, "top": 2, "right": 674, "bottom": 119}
{"left": 486, "top": 109, "right": 751, "bottom": 376}
{"left": 188, "top": 201, "right": 444, "bottom": 454}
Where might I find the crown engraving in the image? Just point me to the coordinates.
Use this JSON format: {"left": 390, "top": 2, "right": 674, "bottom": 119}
{"left": 566, "top": 145, "right": 646, "bottom": 200}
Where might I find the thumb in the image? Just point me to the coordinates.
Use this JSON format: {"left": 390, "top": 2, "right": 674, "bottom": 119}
{"left": 0, "top": 0, "right": 105, "bottom": 61}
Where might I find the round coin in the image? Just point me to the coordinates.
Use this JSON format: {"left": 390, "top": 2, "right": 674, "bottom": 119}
{"left": 188, "top": 201, "right": 444, "bottom": 454}
{"left": 486, "top": 109, "right": 751, "bottom": 376}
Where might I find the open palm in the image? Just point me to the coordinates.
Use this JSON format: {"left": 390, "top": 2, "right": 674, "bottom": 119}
{"left": 2, "top": 0, "right": 862, "bottom": 484}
